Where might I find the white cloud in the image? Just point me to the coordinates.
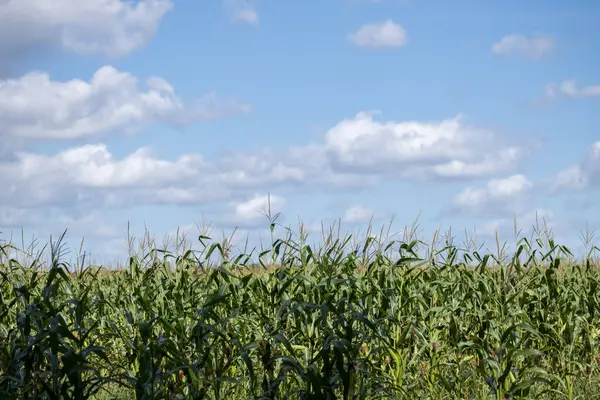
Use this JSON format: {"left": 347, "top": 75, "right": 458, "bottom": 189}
{"left": 223, "top": 0, "right": 258, "bottom": 24}
{"left": 323, "top": 111, "right": 523, "bottom": 180}
{"left": 450, "top": 174, "right": 534, "bottom": 216}
{"left": 553, "top": 166, "right": 588, "bottom": 191}
{"left": 0, "top": 206, "right": 49, "bottom": 228}
{"left": 212, "top": 144, "right": 378, "bottom": 190}
{"left": 0, "top": 207, "right": 130, "bottom": 268}
{"left": 0, "top": 208, "right": 120, "bottom": 252}
{"left": 348, "top": 20, "right": 407, "bottom": 48}
{"left": 492, "top": 34, "right": 554, "bottom": 59}
{"left": 20, "top": 144, "right": 202, "bottom": 189}
{"left": 486, "top": 174, "right": 533, "bottom": 198}
{"left": 233, "top": 194, "right": 285, "bottom": 224}
{"left": 343, "top": 205, "right": 374, "bottom": 223}
{"left": 0, "top": 143, "right": 330, "bottom": 212}
{"left": 211, "top": 110, "right": 525, "bottom": 192}
{"left": 0, "top": 112, "right": 528, "bottom": 218}
{"left": 0, "top": 0, "right": 173, "bottom": 65}
{"left": 54, "top": 211, "right": 120, "bottom": 239}
{"left": 479, "top": 208, "right": 555, "bottom": 238}
{"left": 544, "top": 80, "right": 600, "bottom": 100}
{"left": 0, "top": 144, "right": 205, "bottom": 208}
{"left": 552, "top": 141, "right": 600, "bottom": 190}
{"left": 0, "top": 65, "right": 250, "bottom": 140}
{"left": 0, "top": 141, "right": 300, "bottom": 227}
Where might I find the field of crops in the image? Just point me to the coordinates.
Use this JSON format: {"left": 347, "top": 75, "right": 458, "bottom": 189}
{"left": 1, "top": 221, "right": 600, "bottom": 399}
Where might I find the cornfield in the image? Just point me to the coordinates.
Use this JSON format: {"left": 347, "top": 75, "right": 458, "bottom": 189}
{"left": 1, "top": 218, "right": 599, "bottom": 399}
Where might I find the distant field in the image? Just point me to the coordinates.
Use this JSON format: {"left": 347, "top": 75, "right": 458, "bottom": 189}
{"left": 1, "top": 222, "right": 599, "bottom": 399}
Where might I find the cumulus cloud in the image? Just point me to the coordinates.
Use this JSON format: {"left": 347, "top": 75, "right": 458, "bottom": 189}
{"left": 552, "top": 141, "right": 600, "bottom": 191}
{"left": 211, "top": 194, "right": 286, "bottom": 230}
{"left": 209, "top": 144, "right": 382, "bottom": 192}
{"left": 0, "top": 206, "right": 50, "bottom": 228}
{"left": 491, "top": 33, "right": 554, "bottom": 59}
{"left": 449, "top": 174, "right": 534, "bottom": 217}
{"left": 0, "top": 0, "right": 172, "bottom": 73}
{"left": 210, "top": 110, "right": 525, "bottom": 191}
{"left": 0, "top": 112, "right": 528, "bottom": 220}
{"left": 1, "top": 207, "right": 120, "bottom": 249}
{"left": 474, "top": 209, "right": 592, "bottom": 260}
{"left": 233, "top": 194, "right": 285, "bottom": 223}
{"left": 0, "top": 65, "right": 251, "bottom": 140}
{"left": 348, "top": 20, "right": 407, "bottom": 48}
{"left": 544, "top": 80, "right": 600, "bottom": 100}
{"left": 223, "top": 0, "right": 258, "bottom": 24}
{"left": 323, "top": 111, "right": 523, "bottom": 180}
{"left": 0, "top": 206, "right": 129, "bottom": 268}
{"left": 0, "top": 144, "right": 205, "bottom": 208}
{"left": 343, "top": 205, "right": 374, "bottom": 224}
{"left": 479, "top": 208, "right": 555, "bottom": 238}
{"left": 0, "top": 143, "right": 296, "bottom": 212}
{"left": 20, "top": 144, "right": 202, "bottom": 188}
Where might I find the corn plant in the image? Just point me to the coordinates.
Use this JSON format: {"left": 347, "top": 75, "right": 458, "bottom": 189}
{"left": 0, "top": 219, "right": 599, "bottom": 399}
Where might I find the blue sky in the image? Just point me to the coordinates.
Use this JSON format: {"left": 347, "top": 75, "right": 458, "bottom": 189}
{"left": 0, "top": 0, "right": 598, "bottom": 263}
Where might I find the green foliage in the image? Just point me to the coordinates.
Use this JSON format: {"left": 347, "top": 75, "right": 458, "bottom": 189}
{"left": 1, "top": 219, "right": 599, "bottom": 399}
